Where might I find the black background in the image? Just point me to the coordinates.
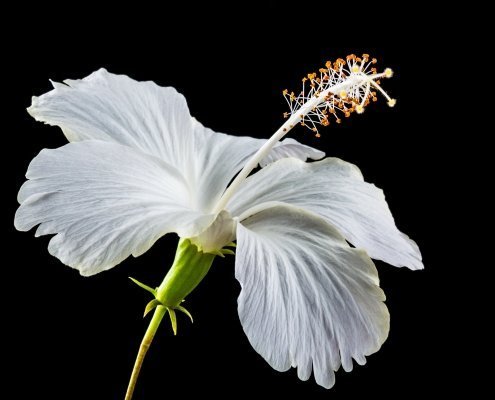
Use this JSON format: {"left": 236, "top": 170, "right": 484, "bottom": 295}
{"left": 5, "top": 4, "right": 454, "bottom": 399}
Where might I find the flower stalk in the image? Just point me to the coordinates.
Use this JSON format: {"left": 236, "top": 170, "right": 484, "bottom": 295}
{"left": 125, "top": 306, "right": 166, "bottom": 400}
{"left": 125, "top": 239, "right": 220, "bottom": 399}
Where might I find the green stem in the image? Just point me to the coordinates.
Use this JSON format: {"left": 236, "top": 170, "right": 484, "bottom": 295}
{"left": 125, "top": 239, "right": 217, "bottom": 399}
{"left": 125, "top": 306, "right": 166, "bottom": 400}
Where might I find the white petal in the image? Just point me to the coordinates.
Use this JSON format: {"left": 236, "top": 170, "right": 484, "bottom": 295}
{"left": 184, "top": 119, "right": 261, "bottom": 212}
{"left": 182, "top": 119, "right": 325, "bottom": 212}
{"left": 15, "top": 141, "right": 214, "bottom": 276}
{"left": 228, "top": 158, "right": 423, "bottom": 270}
{"left": 236, "top": 203, "right": 389, "bottom": 388}
{"left": 28, "top": 69, "right": 324, "bottom": 213}
{"left": 29, "top": 68, "right": 194, "bottom": 168}
{"left": 259, "top": 138, "right": 325, "bottom": 167}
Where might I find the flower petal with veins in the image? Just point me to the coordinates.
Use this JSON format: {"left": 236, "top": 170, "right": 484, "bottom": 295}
{"left": 28, "top": 69, "right": 324, "bottom": 213}
{"left": 228, "top": 157, "right": 423, "bottom": 270}
{"left": 15, "top": 141, "right": 214, "bottom": 276}
{"left": 236, "top": 203, "right": 389, "bottom": 388}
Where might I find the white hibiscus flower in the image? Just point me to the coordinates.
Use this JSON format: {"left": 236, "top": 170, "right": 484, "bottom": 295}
{"left": 15, "top": 55, "right": 422, "bottom": 399}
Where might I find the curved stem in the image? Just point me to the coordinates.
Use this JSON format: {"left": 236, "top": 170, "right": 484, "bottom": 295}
{"left": 125, "top": 306, "right": 167, "bottom": 400}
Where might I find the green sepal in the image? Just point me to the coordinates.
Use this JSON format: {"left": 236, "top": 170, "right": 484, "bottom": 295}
{"left": 156, "top": 239, "right": 216, "bottom": 307}
{"left": 129, "top": 277, "right": 157, "bottom": 296}
{"left": 225, "top": 242, "right": 237, "bottom": 248}
{"left": 175, "top": 305, "right": 194, "bottom": 323}
{"left": 144, "top": 299, "right": 162, "bottom": 318}
{"left": 167, "top": 308, "right": 178, "bottom": 336}
{"left": 221, "top": 248, "right": 235, "bottom": 256}
{"left": 210, "top": 249, "right": 225, "bottom": 258}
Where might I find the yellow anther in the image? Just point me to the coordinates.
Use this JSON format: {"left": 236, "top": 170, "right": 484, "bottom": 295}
{"left": 282, "top": 53, "right": 395, "bottom": 135}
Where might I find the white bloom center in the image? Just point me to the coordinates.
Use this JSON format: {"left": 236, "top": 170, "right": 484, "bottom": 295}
{"left": 189, "top": 210, "right": 236, "bottom": 253}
